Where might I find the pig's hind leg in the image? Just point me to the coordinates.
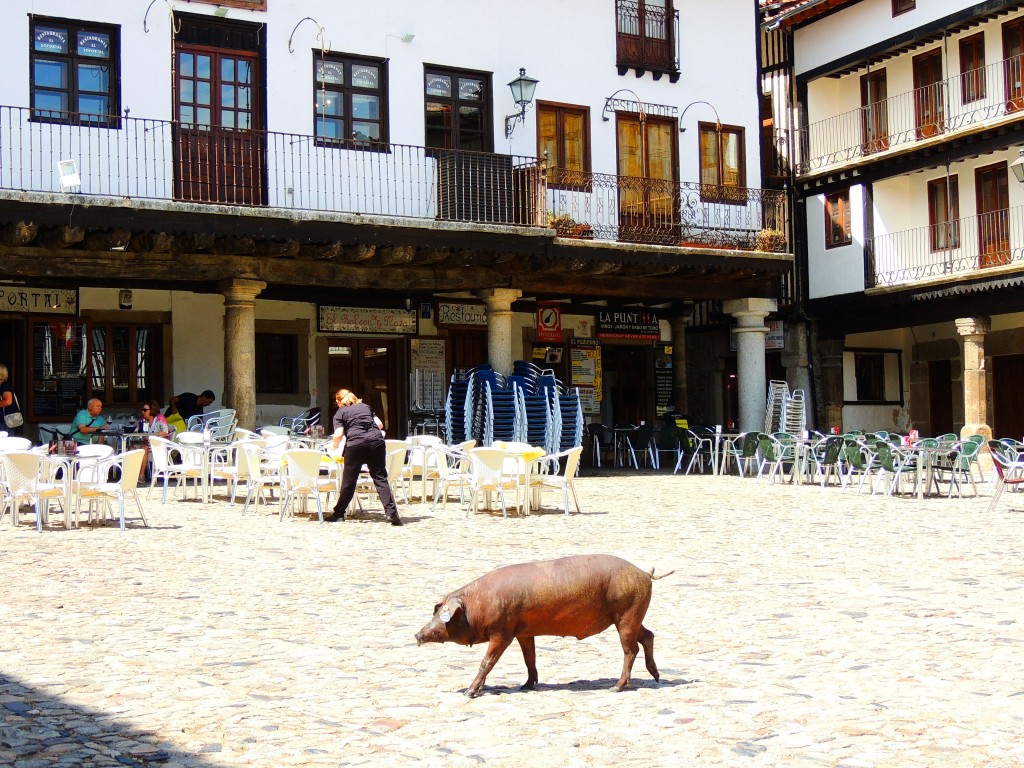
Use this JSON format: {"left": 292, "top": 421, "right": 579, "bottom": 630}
{"left": 517, "top": 636, "right": 538, "bottom": 690}
{"left": 639, "top": 625, "right": 659, "bottom": 683}
{"left": 612, "top": 620, "right": 642, "bottom": 691}
{"left": 466, "top": 634, "right": 513, "bottom": 698}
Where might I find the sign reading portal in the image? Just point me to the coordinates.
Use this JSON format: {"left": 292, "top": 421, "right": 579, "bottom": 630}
{"left": 319, "top": 306, "right": 417, "bottom": 334}
{"left": 596, "top": 309, "right": 660, "bottom": 340}
{"left": 0, "top": 286, "right": 77, "bottom": 315}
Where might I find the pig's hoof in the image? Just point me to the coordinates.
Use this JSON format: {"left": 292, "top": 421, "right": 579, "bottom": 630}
{"left": 465, "top": 688, "right": 482, "bottom": 698}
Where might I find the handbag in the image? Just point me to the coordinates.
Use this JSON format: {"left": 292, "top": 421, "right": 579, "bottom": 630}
{"left": 3, "top": 391, "right": 23, "bottom": 429}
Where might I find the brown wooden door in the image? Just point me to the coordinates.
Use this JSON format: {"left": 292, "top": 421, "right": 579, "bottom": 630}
{"left": 913, "top": 50, "right": 944, "bottom": 139}
{"left": 616, "top": 114, "right": 679, "bottom": 244}
{"left": 992, "top": 354, "right": 1024, "bottom": 440}
{"left": 861, "top": 70, "right": 889, "bottom": 154}
{"left": 602, "top": 344, "right": 652, "bottom": 426}
{"left": 447, "top": 330, "right": 488, "bottom": 379}
{"left": 174, "top": 45, "right": 264, "bottom": 205}
{"left": 1003, "top": 19, "right": 1024, "bottom": 113}
{"left": 976, "top": 162, "right": 1009, "bottom": 268}
{"left": 927, "top": 359, "right": 954, "bottom": 436}
{"left": 327, "top": 339, "right": 399, "bottom": 435}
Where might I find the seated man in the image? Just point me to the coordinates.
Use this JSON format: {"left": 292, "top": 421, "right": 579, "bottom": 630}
{"left": 165, "top": 389, "right": 216, "bottom": 422}
{"left": 71, "top": 398, "right": 106, "bottom": 445}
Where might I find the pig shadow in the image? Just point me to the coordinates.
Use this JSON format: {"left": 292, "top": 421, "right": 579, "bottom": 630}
{"left": 472, "top": 676, "right": 695, "bottom": 695}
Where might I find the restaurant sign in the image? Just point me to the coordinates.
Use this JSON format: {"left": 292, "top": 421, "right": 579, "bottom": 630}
{"left": 435, "top": 301, "right": 487, "bottom": 327}
{"left": 319, "top": 306, "right": 417, "bottom": 334}
{"left": 596, "top": 309, "right": 660, "bottom": 340}
{"left": 0, "top": 286, "right": 77, "bottom": 315}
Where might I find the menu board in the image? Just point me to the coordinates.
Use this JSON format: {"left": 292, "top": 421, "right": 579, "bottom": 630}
{"left": 654, "top": 343, "right": 673, "bottom": 416}
{"left": 30, "top": 320, "right": 88, "bottom": 418}
{"left": 409, "top": 338, "right": 446, "bottom": 411}
{"left": 570, "top": 338, "right": 602, "bottom": 415}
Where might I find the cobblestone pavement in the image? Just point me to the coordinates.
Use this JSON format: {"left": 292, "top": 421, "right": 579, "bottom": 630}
{"left": 2, "top": 472, "right": 1023, "bottom": 768}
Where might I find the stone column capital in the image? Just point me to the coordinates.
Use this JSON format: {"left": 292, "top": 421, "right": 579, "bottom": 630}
{"left": 478, "top": 288, "right": 522, "bottom": 311}
{"left": 218, "top": 278, "right": 266, "bottom": 304}
{"left": 723, "top": 297, "right": 777, "bottom": 325}
{"left": 955, "top": 316, "right": 991, "bottom": 338}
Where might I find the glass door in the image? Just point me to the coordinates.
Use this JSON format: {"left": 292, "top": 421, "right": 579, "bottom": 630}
{"left": 861, "top": 69, "right": 889, "bottom": 154}
{"left": 616, "top": 114, "right": 679, "bottom": 244}
{"left": 976, "top": 162, "right": 1009, "bottom": 268}
{"left": 913, "top": 49, "right": 944, "bottom": 139}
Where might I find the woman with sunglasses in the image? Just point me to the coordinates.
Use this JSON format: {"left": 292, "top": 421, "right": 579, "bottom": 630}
{"left": 138, "top": 400, "right": 169, "bottom": 480}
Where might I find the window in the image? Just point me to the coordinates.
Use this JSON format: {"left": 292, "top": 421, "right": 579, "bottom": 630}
{"left": 424, "top": 67, "right": 491, "bottom": 152}
{"left": 892, "top": 0, "right": 915, "bottom": 15}
{"left": 959, "top": 33, "right": 986, "bottom": 103}
{"left": 88, "top": 323, "right": 158, "bottom": 407}
{"left": 824, "top": 190, "right": 852, "bottom": 248}
{"left": 927, "top": 176, "right": 960, "bottom": 251}
{"left": 844, "top": 349, "right": 903, "bottom": 404}
{"left": 537, "top": 102, "right": 590, "bottom": 187}
{"left": 698, "top": 122, "right": 745, "bottom": 203}
{"left": 1003, "top": 19, "right": 1024, "bottom": 113}
{"left": 912, "top": 49, "right": 944, "bottom": 139}
{"left": 616, "top": 0, "right": 676, "bottom": 73}
{"left": 30, "top": 18, "right": 120, "bottom": 126}
{"left": 314, "top": 54, "right": 387, "bottom": 146}
{"left": 256, "top": 333, "right": 298, "bottom": 394}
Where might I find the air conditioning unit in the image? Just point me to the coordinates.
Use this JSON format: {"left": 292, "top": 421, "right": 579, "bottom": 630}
{"left": 436, "top": 151, "right": 533, "bottom": 225}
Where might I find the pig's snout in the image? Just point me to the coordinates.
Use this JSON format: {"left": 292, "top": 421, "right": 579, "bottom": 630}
{"left": 415, "top": 631, "right": 425, "bottom": 646}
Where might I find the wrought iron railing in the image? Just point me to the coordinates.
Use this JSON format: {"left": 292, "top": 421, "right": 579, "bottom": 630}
{"left": 615, "top": 0, "right": 680, "bottom": 73}
{"left": 547, "top": 169, "right": 789, "bottom": 251}
{"left": 869, "top": 205, "right": 1024, "bottom": 286}
{"left": 0, "top": 105, "right": 546, "bottom": 227}
{"left": 789, "top": 53, "right": 1024, "bottom": 175}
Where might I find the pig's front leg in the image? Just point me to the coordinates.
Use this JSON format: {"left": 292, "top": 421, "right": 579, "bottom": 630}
{"left": 466, "top": 634, "right": 513, "bottom": 697}
{"left": 517, "top": 636, "right": 538, "bottom": 690}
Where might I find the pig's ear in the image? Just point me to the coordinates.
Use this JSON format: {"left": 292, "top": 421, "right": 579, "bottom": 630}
{"left": 439, "top": 597, "right": 464, "bottom": 624}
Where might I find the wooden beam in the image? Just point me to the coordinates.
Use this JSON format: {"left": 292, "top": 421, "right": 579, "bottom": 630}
{"left": 37, "top": 225, "right": 85, "bottom": 250}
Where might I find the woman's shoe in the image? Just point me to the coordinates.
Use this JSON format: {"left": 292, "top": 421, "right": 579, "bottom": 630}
{"left": 386, "top": 513, "right": 404, "bottom": 526}
{"left": 323, "top": 509, "right": 346, "bottom": 522}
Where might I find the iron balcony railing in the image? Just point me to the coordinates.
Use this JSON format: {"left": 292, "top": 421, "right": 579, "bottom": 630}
{"left": 615, "top": 0, "right": 680, "bottom": 74}
{"left": 869, "top": 205, "right": 1024, "bottom": 287}
{"left": 788, "top": 53, "right": 1024, "bottom": 176}
{"left": 0, "top": 105, "right": 546, "bottom": 227}
{"left": 547, "top": 169, "right": 789, "bottom": 252}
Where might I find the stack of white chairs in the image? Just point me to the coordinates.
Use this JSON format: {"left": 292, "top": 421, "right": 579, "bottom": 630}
{"left": 783, "top": 389, "right": 807, "bottom": 434}
{"left": 764, "top": 380, "right": 789, "bottom": 433}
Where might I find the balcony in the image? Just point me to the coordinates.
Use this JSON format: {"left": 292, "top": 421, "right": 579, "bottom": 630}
{"left": 869, "top": 206, "right": 1024, "bottom": 287}
{"left": 0, "top": 105, "right": 546, "bottom": 228}
{"left": 786, "top": 53, "right": 1024, "bottom": 177}
{"left": 0, "top": 104, "right": 789, "bottom": 254}
{"left": 547, "top": 169, "right": 789, "bottom": 251}
{"left": 615, "top": 0, "right": 680, "bottom": 78}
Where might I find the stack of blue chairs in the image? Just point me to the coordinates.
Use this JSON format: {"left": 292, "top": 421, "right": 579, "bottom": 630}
{"left": 558, "top": 390, "right": 584, "bottom": 451}
{"left": 485, "top": 381, "right": 519, "bottom": 445}
{"left": 442, "top": 362, "right": 583, "bottom": 451}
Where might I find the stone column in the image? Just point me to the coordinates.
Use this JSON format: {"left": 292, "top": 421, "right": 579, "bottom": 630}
{"left": 956, "top": 316, "right": 992, "bottom": 442}
{"left": 670, "top": 314, "right": 689, "bottom": 415}
{"left": 782, "top": 321, "right": 812, "bottom": 402}
{"left": 219, "top": 278, "right": 266, "bottom": 431}
{"left": 723, "top": 298, "right": 777, "bottom": 433}
{"left": 478, "top": 288, "right": 522, "bottom": 376}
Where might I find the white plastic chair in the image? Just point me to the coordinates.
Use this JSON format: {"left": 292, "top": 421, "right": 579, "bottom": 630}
{"left": 148, "top": 436, "right": 203, "bottom": 502}
{"left": 0, "top": 451, "right": 70, "bottom": 531}
{"left": 465, "top": 448, "right": 523, "bottom": 518}
{"left": 209, "top": 439, "right": 265, "bottom": 504}
{"left": 238, "top": 444, "right": 281, "bottom": 515}
{"left": 528, "top": 446, "right": 583, "bottom": 514}
{"left": 280, "top": 449, "right": 335, "bottom": 522}
{"left": 73, "top": 449, "right": 148, "bottom": 529}
{"left": 429, "top": 445, "right": 473, "bottom": 513}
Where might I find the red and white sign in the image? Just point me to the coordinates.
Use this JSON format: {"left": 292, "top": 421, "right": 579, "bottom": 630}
{"left": 536, "top": 303, "right": 562, "bottom": 343}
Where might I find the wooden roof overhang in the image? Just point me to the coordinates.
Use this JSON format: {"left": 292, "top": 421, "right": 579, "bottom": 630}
{"left": 0, "top": 193, "right": 791, "bottom": 306}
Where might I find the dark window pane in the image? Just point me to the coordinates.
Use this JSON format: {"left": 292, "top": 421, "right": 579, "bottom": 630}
{"left": 352, "top": 94, "right": 378, "bottom": 120}
{"left": 79, "top": 94, "right": 110, "bottom": 116}
{"left": 34, "top": 60, "right": 67, "bottom": 89}
{"left": 221, "top": 58, "right": 235, "bottom": 82}
{"left": 77, "top": 63, "right": 109, "bottom": 94}
{"left": 352, "top": 121, "right": 379, "bottom": 141}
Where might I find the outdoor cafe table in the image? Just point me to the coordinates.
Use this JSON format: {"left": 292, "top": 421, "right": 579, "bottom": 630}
{"left": 491, "top": 441, "right": 546, "bottom": 514}
{"left": 712, "top": 432, "right": 742, "bottom": 476}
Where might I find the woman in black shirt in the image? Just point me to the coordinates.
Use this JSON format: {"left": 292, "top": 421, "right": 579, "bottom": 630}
{"left": 327, "top": 388, "right": 402, "bottom": 525}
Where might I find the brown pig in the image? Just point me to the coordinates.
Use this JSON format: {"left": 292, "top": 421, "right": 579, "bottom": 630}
{"left": 415, "top": 554, "right": 673, "bottom": 697}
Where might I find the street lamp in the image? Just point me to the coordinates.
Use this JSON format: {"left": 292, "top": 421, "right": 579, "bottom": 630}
{"left": 1010, "top": 147, "right": 1024, "bottom": 183}
{"left": 504, "top": 68, "right": 539, "bottom": 139}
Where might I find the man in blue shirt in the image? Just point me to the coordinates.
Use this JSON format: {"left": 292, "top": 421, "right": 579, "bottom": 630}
{"left": 71, "top": 398, "right": 106, "bottom": 445}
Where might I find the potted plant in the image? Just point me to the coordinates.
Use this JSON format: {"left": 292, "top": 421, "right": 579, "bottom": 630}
{"left": 548, "top": 212, "right": 593, "bottom": 239}
{"left": 755, "top": 228, "right": 787, "bottom": 252}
